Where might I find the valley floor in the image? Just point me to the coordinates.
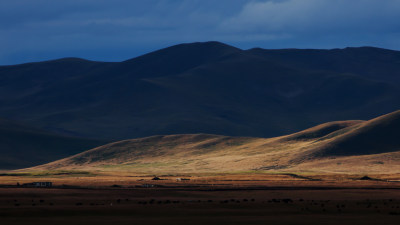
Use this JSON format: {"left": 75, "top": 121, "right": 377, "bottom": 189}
{"left": 1, "top": 173, "right": 400, "bottom": 225}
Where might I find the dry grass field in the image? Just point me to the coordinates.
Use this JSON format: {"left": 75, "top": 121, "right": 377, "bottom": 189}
{"left": 1, "top": 171, "right": 400, "bottom": 187}
{"left": 1, "top": 173, "right": 400, "bottom": 225}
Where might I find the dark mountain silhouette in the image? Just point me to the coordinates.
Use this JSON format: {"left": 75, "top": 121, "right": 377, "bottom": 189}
{"left": 0, "top": 41, "right": 399, "bottom": 140}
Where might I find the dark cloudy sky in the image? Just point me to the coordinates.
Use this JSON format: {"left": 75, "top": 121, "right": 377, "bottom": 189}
{"left": 1, "top": 0, "right": 400, "bottom": 65}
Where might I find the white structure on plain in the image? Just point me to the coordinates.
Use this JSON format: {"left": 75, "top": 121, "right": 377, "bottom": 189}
{"left": 176, "top": 178, "right": 190, "bottom": 182}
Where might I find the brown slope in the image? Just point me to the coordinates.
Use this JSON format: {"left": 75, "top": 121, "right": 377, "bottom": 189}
{"left": 35, "top": 134, "right": 260, "bottom": 171}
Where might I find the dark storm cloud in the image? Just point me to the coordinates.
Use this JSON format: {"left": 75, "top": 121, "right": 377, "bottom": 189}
{"left": 1, "top": 0, "right": 400, "bottom": 65}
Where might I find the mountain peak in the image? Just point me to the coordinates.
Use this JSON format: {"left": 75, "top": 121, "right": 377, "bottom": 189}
{"left": 115, "top": 41, "right": 241, "bottom": 79}
{"left": 123, "top": 41, "right": 240, "bottom": 63}
{"left": 172, "top": 41, "right": 240, "bottom": 50}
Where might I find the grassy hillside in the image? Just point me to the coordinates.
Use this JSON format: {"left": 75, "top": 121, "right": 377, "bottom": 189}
{"left": 0, "top": 42, "right": 399, "bottom": 140}
{"left": 0, "top": 118, "right": 106, "bottom": 169}
{"left": 33, "top": 110, "right": 400, "bottom": 174}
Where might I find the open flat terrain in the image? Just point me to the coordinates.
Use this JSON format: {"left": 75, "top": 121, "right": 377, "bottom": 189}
{"left": 1, "top": 173, "right": 400, "bottom": 225}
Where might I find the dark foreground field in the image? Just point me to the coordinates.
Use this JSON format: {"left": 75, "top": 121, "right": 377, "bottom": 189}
{"left": 1, "top": 184, "right": 400, "bottom": 225}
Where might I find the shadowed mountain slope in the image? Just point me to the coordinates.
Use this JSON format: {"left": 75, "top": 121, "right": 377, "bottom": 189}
{"left": 247, "top": 46, "right": 400, "bottom": 84}
{"left": 34, "top": 110, "right": 400, "bottom": 174}
{"left": 0, "top": 119, "right": 106, "bottom": 169}
{"left": 281, "top": 120, "right": 363, "bottom": 141}
{"left": 307, "top": 110, "right": 400, "bottom": 157}
{"left": 1, "top": 42, "right": 400, "bottom": 140}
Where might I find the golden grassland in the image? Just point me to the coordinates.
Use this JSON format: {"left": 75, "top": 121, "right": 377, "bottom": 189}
{"left": 26, "top": 128, "right": 398, "bottom": 174}
{"left": 20, "top": 110, "right": 398, "bottom": 175}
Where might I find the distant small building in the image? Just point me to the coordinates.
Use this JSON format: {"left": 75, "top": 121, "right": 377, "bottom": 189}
{"left": 176, "top": 178, "right": 190, "bottom": 182}
{"left": 22, "top": 182, "right": 52, "bottom": 187}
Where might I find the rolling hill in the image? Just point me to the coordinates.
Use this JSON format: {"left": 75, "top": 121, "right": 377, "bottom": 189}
{"left": 34, "top": 110, "right": 400, "bottom": 174}
{"left": 1, "top": 42, "right": 400, "bottom": 140}
{"left": 0, "top": 118, "right": 106, "bottom": 169}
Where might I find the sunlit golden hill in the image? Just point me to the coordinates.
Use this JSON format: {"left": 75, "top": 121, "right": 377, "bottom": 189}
{"left": 33, "top": 110, "right": 400, "bottom": 174}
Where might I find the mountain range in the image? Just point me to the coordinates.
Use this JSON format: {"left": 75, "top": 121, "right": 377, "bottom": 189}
{"left": 1, "top": 42, "right": 400, "bottom": 141}
{"left": 1, "top": 41, "right": 400, "bottom": 169}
